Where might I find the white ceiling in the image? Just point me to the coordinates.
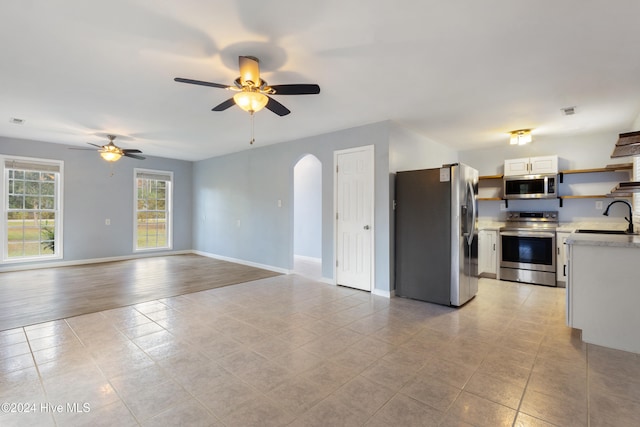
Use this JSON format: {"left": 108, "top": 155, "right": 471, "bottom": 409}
{"left": 2, "top": 0, "right": 640, "bottom": 161}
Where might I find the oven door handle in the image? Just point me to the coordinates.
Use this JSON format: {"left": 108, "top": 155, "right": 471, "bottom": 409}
{"left": 500, "top": 231, "right": 556, "bottom": 238}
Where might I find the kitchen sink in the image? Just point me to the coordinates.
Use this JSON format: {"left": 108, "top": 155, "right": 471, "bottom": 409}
{"left": 574, "top": 229, "right": 637, "bottom": 235}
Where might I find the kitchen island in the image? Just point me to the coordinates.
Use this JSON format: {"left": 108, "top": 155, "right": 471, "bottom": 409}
{"left": 566, "top": 232, "right": 640, "bottom": 354}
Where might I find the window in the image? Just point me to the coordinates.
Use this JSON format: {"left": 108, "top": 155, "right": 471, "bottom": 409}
{"left": 135, "top": 169, "right": 172, "bottom": 251}
{"left": 2, "top": 156, "right": 63, "bottom": 262}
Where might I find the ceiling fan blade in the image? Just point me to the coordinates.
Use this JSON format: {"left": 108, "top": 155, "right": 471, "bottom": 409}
{"left": 174, "top": 77, "right": 229, "bottom": 89}
{"left": 124, "top": 153, "right": 146, "bottom": 160}
{"left": 239, "top": 56, "right": 261, "bottom": 86}
{"left": 265, "top": 96, "right": 291, "bottom": 116}
{"left": 87, "top": 142, "right": 104, "bottom": 148}
{"left": 122, "top": 149, "right": 142, "bottom": 154}
{"left": 212, "top": 97, "right": 236, "bottom": 111}
{"left": 68, "top": 147, "right": 98, "bottom": 151}
{"left": 269, "top": 84, "right": 321, "bottom": 95}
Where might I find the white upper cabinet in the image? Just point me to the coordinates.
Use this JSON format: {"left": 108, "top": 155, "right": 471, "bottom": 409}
{"left": 504, "top": 155, "right": 558, "bottom": 176}
{"left": 503, "top": 158, "right": 530, "bottom": 176}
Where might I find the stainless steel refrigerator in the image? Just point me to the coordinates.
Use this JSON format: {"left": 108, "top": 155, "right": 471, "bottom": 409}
{"left": 395, "top": 164, "right": 479, "bottom": 306}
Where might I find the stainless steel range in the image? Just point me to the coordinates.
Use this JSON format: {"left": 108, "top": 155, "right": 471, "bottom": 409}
{"left": 500, "top": 211, "right": 558, "bottom": 287}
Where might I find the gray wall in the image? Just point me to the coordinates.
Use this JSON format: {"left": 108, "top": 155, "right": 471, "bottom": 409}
{"left": 0, "top": 136, "right": 193, "bottom": 267}
{"left": 389, "top": 124, "right": 459, "bottom": 172}
{"left": 193, "top": 121, "right": 392, "bottom": 292}
{"left": 2, "top": 123, "right": 636, "bottom": 291}
{"left": 387, "top": 123, "right": 461, "bottom": 291}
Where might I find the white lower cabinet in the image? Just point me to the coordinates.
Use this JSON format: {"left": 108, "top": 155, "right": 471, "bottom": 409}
{"left": 566, "top": 241, "right": 640, "bottom": 353}
{"left": 478, "top": 229, "right": 498, "bottom": 277}
{"left": 555, "top": 231, "right": 571, "bottom": 287}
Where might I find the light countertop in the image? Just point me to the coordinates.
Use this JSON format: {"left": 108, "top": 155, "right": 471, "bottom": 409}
{"left": 566, "top": 232, "right": 640, "bottom": 248}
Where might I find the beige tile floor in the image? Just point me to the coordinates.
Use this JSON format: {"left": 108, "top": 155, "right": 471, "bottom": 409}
{"left": 1, "top": 276, "right": 639, "bottom": 426}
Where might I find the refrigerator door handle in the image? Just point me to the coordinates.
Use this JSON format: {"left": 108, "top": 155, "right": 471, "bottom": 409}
{"left": 466, "top": 180, "right": 476, "bottom": 245}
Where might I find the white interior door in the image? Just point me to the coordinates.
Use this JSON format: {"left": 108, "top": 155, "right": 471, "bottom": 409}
{"left": 335, "top": 146, "right": 374, "bottom": 291}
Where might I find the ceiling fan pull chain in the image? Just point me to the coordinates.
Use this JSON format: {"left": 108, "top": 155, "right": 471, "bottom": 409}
{"left": 250, "top": 112, "right": 255, "bottom": 145}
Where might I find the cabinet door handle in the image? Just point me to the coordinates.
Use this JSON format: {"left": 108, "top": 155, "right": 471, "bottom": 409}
{"left": 564, "top": 265, "right": 567, "bottom": 277}
{"left": 557, "top": 247, "right": 560, "bottom": 255}
{"left": 493, "top": 243, "right": 496, "bottom": 251}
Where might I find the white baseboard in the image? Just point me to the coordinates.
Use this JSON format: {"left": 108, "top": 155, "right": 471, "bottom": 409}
{"left": 0, "top": 250, "right": 192, "bottom": 273}
{"left": 293, "top": 255, "right": 322, "bottom": 264}
{"left": 372, "top": 288, "right": 393, "bottom": 298}
{"left": 192, "top": 250, "right": 290, "bottom": 275}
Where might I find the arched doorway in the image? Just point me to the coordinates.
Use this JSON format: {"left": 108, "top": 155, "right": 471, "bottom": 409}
{"left": 293, "top": 154, "right": 322, "bottom": 278}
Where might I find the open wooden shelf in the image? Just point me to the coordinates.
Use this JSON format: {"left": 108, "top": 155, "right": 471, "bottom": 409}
{"left": 559, "top": 163, "right": 633, "bottom": 182}
{"left": 557, "top": 193, "right": 630, "bottom": 207}
{"left": 559, "top": 163, "right": 632, "bottom": 175}
{"left": 559, "top": 195, "right": 606, "bottom": 199}
{"left": 477, "top": 162, "right": 633, "bottom": 207}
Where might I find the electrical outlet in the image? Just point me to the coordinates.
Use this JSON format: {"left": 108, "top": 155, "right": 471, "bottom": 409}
{"left": 105, "top": 218, "right": 110, "bottom": 225}
{"left": 500, "top": 202, "right": 507, "bottom": 211}
{"left": 277, "top": 199, "right": 282, "bottom": 208}
{"left": 236, "top": 219, "right": 241, "bottom": 228}
{"left": 595, "top": 201, "right": 603, "bottom": 210}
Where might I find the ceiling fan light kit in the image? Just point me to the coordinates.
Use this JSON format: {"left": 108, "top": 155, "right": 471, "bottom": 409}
{"left": 174, "top": 55, "right": 320, "bottom": 117}
{"left": 100, "top": 146, "right": 123, "bottom": 162}
{"left": 174, "top": 55, "right": 320, "bottom": 144}
{"left": 233, "top": 90, "right": 269, "bottom": 114}
{"left": 69, "top": 134, "right": 145, "bottom": 162}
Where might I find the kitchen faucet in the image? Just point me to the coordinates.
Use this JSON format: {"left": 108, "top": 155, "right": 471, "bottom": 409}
{"left": 602, "top": 200, "right": 634, "bottom": 234}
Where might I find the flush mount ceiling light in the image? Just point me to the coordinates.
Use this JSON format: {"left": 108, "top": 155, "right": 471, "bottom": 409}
{"left": 509, "top": 129, "right": 532, "bottom": 145}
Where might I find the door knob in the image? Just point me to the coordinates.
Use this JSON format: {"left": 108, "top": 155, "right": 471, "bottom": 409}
{"left": 364, "top": 225, "right": 370, "bottom": 230}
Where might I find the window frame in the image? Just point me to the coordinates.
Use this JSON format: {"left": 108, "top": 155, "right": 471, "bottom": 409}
{"left": 1, "top": 155, "right": 64, "bottom": 263}
{"left": 133, "top": 168, "right": 173, "bottom": 252}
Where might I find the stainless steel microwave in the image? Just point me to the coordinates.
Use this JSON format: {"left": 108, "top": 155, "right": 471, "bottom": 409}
{"left": 503, "top": 174, "right": 558, "bottom": 199}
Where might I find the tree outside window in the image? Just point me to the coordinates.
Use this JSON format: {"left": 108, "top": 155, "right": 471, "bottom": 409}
{"left": 3, "top": 158, "right": 62, "bottom": 261}
{"left": 135, "top": 169, "right": 172, "bottom": 250}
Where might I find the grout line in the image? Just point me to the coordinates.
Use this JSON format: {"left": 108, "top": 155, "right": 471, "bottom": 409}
{"left": 586, "top": 343, "right": 591, "bottom": 427}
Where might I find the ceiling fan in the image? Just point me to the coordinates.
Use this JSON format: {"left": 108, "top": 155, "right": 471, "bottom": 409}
{"left": 174, "top": 55, "right": 320, "bottom": 116}
{"left": 70, "top": 135, "right": 145, "bottom": 162}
